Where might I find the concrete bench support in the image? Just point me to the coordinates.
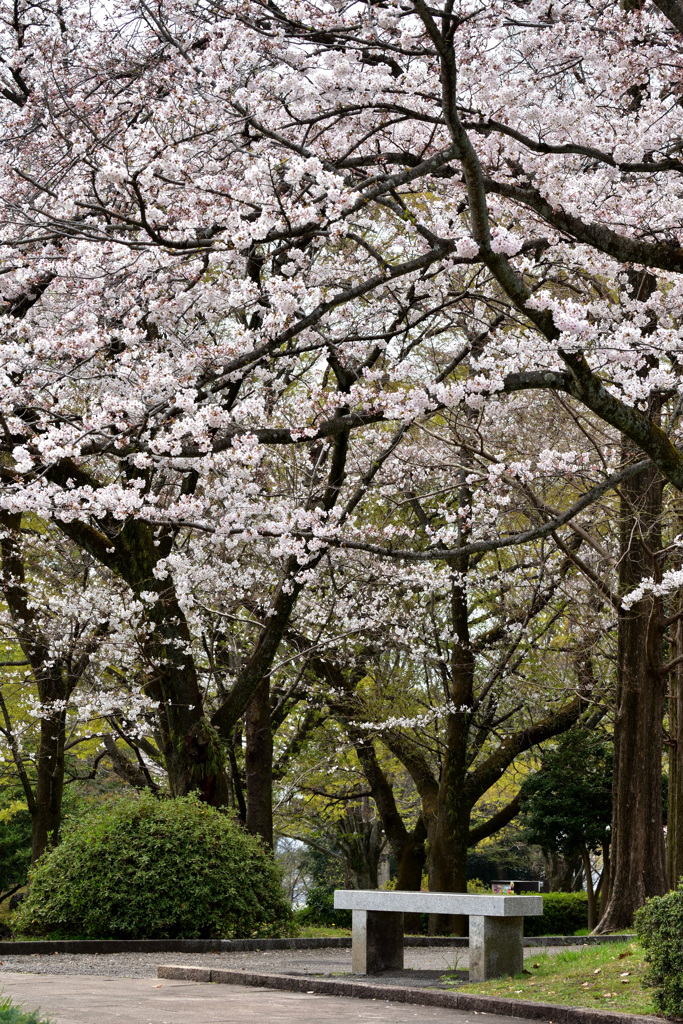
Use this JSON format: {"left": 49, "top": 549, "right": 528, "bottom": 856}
{"left": 352, "top": 910, "right": 404, "bottom": 974}
{"left": 334, "top": 890, "right": 542, "bottom": 981}
{"left": 469, "top": 915, "right": 523, "bottom": 982}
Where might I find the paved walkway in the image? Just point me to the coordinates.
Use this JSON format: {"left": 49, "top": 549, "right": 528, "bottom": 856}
{"left": 0, "top": 944, "right": 575, "bottom": 979}
{"left": 0, "top": 973, "right": 529, "bottom": 1024}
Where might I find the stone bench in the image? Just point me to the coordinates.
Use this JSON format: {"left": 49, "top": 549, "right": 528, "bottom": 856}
{"left": 333, "top": 889, "right": 543, "bottom": 981}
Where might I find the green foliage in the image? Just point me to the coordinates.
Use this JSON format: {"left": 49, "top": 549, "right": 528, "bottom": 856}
{"left": 0, "top": 796, "right": 32, "bottom": 895}
{"left": 523, "top": 892, "right": 589, "bottom": 936}
{"left": 519, "top": 729, "right": 612, "bottom": 858}
{"left": 466, "top": 878, "right": 489, "bottom": 894}
{"left": 0, "top": 995, "right": 48, "bottom": 1024}
{"left": 635, "top": 881, "right": 683, "bottom": 1017}
{"left": 295, "top": 886, "right": 351, "bottom": 928}
{"left": 16, "top": 793, "right": 293, "bottom": 939}
{"left": 302, "top": 846, "right": 346, "bottom": 891}
{"left": 466, "top": 836, "right": 542, "bottom": 885}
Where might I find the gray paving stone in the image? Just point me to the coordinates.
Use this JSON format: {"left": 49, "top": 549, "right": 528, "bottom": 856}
{"left": 0, "top": 972, "right": 533, "bottom": 1024}
{"left": 0, "top": 943, "right": 583, "bottom": 979}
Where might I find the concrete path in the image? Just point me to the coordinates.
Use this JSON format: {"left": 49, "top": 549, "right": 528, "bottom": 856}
{"left": 0, "top": 972, "right": 529, "bottom": 1024}
{"left": 0, "top": 944, "right": 578, "bottom": 979}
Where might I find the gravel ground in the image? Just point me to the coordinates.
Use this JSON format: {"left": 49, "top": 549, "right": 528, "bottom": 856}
{"left": 0, "top": 944, "right": 582, "bottom": 980}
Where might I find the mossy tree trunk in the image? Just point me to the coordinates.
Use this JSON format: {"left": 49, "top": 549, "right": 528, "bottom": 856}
{"left": 594, "top": 456, "right": 668, "bottom": 932}
{"left": 245, "top": 676, "right": 273, "bottom": 847}
{"left": 667, "top": 616, "right": 683, "bottom": 888}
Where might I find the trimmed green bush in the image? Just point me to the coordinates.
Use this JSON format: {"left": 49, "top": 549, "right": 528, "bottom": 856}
{"left": 635, "top": 881, "right": 683, "bottom": 1017}
{"left": 523, "top": 892, "right": 590, "bottom": 936}
{"left": 15, "top": 793, "right": 293, "bottom": 939}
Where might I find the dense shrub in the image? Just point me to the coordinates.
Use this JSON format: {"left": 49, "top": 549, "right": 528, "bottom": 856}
{"left": 295, "top": 886, "right": 351, "bottom": 928}
{"left": 635, "top": 882, "right": 683, "bottom": 1017}
{"left": 16, "top": 793, "right": 293, "bottom": 939}
{"left": 523, "top": 892, "right": 589, "bottom": 936}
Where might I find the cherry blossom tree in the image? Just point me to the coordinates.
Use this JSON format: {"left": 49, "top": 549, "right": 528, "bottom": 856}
{"left": 0, "top": 517, "right": 154, "bottom": 860}
{"left": 4, "top": 0, "right": 683, "bottom": 927}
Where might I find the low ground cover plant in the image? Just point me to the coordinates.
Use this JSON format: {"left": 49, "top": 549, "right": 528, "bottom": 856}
{"left": 15, "top": 793, "right": 293, "bottom": 940}
{"left": 635, "top": 881, "right": 683, "bottom": 1018}
{"left": 0, "top": 994, "right": 48, "bottom": 1024}
{"left": 446, "top": 942, "right": 652, "bottom": 1015}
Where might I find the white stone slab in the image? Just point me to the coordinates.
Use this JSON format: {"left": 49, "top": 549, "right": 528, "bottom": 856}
{"left": 333, "top": 890, "right": 543, "bottom": 916}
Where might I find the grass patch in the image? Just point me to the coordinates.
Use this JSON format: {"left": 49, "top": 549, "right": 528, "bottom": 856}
{"left": 293, "top": 926, "right": 352, "bottom": 938}
{"left": 444, "top": 941, "right": 656, "bottom": 1016}
{"left": 0, "top": 994, "right": 48, "bottom": 1024}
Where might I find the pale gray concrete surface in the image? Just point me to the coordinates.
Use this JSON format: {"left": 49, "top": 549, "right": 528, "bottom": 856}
{"left": 0, "top": 972, "right": 531, "bottom": 1024}
{"left": 0, "top": 944, "right": 582, "bottom": 979}
{"left": 0, "top": 947, "right": 468, "bottom": 978}
{"left": 335, "top": 892, "right": 542, "bottom": 981}
{"left": 469, "top": 917, "right": 524, "bottom": 983}
{"left": 334, "top": 892, "right": 543, "bottom": 917}
{"left": 351, "top": 910, "right": 405, "bottom": 974}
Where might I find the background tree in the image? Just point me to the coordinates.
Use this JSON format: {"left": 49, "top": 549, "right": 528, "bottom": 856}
{"left": 519, "top": 729, "right": 613, "bottom": 931}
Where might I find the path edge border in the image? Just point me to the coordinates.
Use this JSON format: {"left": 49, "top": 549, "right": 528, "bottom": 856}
{"left": 0, "top": 935, "right": 633, "bottom": 955}
{"left": 156, "top": 964, "right": 661, "bottom": 1024}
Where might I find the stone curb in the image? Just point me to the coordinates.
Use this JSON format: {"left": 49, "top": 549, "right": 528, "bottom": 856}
{"left": 0, "top": 935, "right": 632, "bottom": 956}
{"left": 156, "top": 964, "right": 661, "bottom": 1024}
{"left": 0, "top": 938, "right": 349, "bottom": 955}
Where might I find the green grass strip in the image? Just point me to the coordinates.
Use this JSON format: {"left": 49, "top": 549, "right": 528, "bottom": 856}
{"left": 443, "top": 940, "right": 656, "bottom": 1016}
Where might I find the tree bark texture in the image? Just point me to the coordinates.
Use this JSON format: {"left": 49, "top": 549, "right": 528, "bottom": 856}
{"left": 595, "top": 460, "right": 668, "bottom": 932}
{"left": 245, "top": 676, "right": 273, "bottom": 847}
{"left": 31, "top": 704, "right": 66, "bottom": 863}
{"left": 667, "top": 617, "right": 683, "bottom": 888}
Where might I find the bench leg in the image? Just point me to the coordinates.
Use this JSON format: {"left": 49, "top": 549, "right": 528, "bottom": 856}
{"left": 468, "top": 915, "right": 523, "bottom": 981}
{"left": 351, "top": 909, "right": 404, "bottom": 974}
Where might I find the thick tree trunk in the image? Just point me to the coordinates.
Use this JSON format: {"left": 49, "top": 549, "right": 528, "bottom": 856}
{"left": 245, "top": 676, "right": 273, "bottom": 847}
{"left": 544, "top": 851, "right": 582, "bottom": 892}
{"left": 396, "top": 818, "right": 427, "bottom": 934}
{"left": 396, "top": 818, "right": 427, "bottom": 891}
{"left": 427, "top": 709, "right": 471, "bottom": 935}
{"left": 595, "top": 460, "right": 668, "bottom": 932}
{"left": 31, "top": 708, "right": 66, "bottom": 863}
{"left": 146, "top": 588, "right": 231, "bottom": 806}
{"left": 426, "top": 517, "right": 475, "bottom": 937}
{"left": 426, "top": 796, "right": 470, "bottom": 935}
{"left": 668, "top": 618, "right": 683, "bottom": 888}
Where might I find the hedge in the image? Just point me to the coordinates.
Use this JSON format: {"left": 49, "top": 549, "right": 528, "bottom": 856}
{"left": 635, "top": 881, "right": 683, "bottom": 1017}
{"left": 15, "top": 793, "right": 293, "bottom": 939}
{"left": 523, "top": 891, "right": 590, "bottom": 936}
